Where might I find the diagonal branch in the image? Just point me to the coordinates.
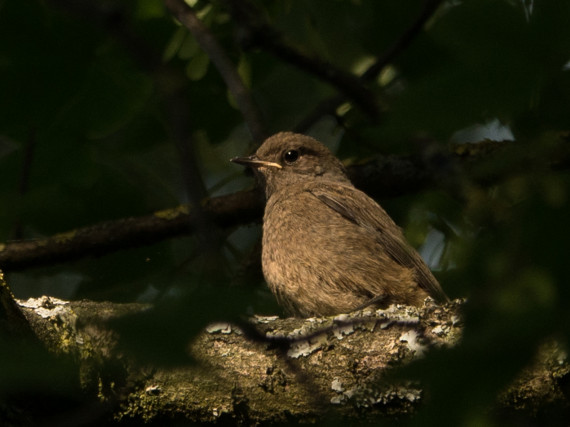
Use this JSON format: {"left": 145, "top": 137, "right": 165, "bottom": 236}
{"left": 295, "top": 0, "right": 443, "bottom": 132}
{"left": 360, "top": 0, "right": 443, "bottom": 83}
{"left": 163, "top": 0, "right": 267, "bottom": 143}
{"left": 249, "top": 31, "right": 379, "bottom": 120}
{"left": 223, "top": 0, "right": 379, "bottom": 120}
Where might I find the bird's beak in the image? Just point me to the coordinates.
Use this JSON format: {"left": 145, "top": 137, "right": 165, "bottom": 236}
{"left": 230, "top": 155, "right": 282, "bottom": 169}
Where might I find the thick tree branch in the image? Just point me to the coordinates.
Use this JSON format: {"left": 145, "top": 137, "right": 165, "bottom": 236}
{"left": 10, "top": 297, "right": 568, "bottom": 425}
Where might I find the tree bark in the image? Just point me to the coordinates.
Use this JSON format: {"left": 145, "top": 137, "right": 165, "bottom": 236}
{"left": 9, "top": 295, "right": 569, "bottom": 425}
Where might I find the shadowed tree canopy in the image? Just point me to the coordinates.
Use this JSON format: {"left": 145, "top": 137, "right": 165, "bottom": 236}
{"left": 1, "top": 0, "right": 570, "bottom": 425}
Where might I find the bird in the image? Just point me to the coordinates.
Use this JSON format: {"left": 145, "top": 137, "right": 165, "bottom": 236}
{"left": 231, "top": 132, "right": 448, "bottom": 317}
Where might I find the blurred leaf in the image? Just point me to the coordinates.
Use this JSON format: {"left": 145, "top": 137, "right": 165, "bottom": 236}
{"left": 185, "top": 49, "right": 210, "bottom": 81}
{"left": 178, "top": 31, "right": 200, "bottom": 60}
{"left": 237, "top": 54, "right": 252, "bottom": 89}
{"left": 111, "top": 283, "right": 257, "bottom": 365}
{"left": 163, "top": 26, "right": 187, "bottom": 62}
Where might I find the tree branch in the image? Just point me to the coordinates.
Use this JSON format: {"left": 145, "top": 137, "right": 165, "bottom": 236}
{"left": 296, "top": 0, "right": 443, "bottom": 132}
{"left": 223, "top": 0, "right": 379, "bottom": 121}
{"left": 1, "top": 138, "right": 560, "bottom": 272}
{"left": 0, "top": 144, "right": 448, "bottom": 272}
{"left": 0, "top": 190, "right": 264, "bottom": 271}
{"left": 163, "top": 0, "right": 267, "bottom": 143}
{"left": 11, "top": 296, "right": 569, "bottom": 425}
{"left": 360, "top": 0, "right": 443, "bottom": 83}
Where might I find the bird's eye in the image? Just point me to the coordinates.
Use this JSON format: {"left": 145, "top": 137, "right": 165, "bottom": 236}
{"left": 283, "top": 149, "right": 299, "bottom": 164}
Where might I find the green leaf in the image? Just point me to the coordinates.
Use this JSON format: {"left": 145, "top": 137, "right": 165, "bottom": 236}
{"left": 185, "top": 50, "right": 210, "bottom": 81}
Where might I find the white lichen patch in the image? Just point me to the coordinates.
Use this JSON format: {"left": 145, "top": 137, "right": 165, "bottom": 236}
{"left": 330, "top": 395, "right": 345, "bottom": 405}
{"left": 431, "top": 324, "right": 450, "bottom": 337}
{"left": 333, "top": 313, "right": 348, "bottom": 322}
{"left": 18, "top": 296, "right": 69, "bottom": 319}
{"left": 286, "top": 333, "right": 328, "bottom": 358}
{"left": 371, "top": 385, "right": 422, "bottom": 406}
{"left": 253, "top": 315, "right": 279, "bottom": 324}
{"left": 399, "top": 330, "right": 426, "bottom": 357}
{"left": 145, "top": 385, "right": 162, "bottom": 395}
{"left": 206, "top": 322, "right": 233, "bottom": 334}
{"left": 335, "top": 382, "right": 422, "bottom": 409}
{"left": 332, "top": 323, "right": 355, "bottom": 339}
{"left": 331, "top": 378, "right": 344, "bottom": 393}
{"left": 375, "top": 304, "right": 420, "bottom": 328}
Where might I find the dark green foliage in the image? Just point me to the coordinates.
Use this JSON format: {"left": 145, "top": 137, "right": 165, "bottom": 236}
{"left": 1, "top": 0, "right": 570, "bottom": 424}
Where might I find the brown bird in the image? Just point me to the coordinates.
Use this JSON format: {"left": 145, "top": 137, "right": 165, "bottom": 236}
{"left": 231, "top": 132, "right": 448, "bottom": 317}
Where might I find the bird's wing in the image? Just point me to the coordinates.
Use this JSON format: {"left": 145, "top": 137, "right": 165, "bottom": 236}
{"left": 308, "top": 182, "right": 449, "bottom": 303}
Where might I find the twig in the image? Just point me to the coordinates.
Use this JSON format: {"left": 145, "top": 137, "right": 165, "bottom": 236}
{"left": 223, "top": 0, "right": 378, "bottom": 121}
{"left": 163, "top": 0, "right": 267, "bottom": 143}
{"left": 361, "top": 0, "right": 443, "bottom": 83}
{"left": 296, "top": 0, "right": 443, "bottom": 132}
{"left": 254, "top": 34, "right": 379, "bottom": 120}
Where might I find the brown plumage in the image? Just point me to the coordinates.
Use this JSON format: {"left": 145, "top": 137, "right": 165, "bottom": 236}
{"left": 231, "top": 132, "right": 448, "bottom": 317}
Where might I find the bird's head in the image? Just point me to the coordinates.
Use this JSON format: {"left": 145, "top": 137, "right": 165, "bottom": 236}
{"left": 231, "top": 132, "right": 350, "bottom": 197}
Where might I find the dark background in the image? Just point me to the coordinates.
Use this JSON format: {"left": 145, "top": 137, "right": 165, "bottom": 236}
{"left": 1, "top": 0, "right": 570, "bottom": 424}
